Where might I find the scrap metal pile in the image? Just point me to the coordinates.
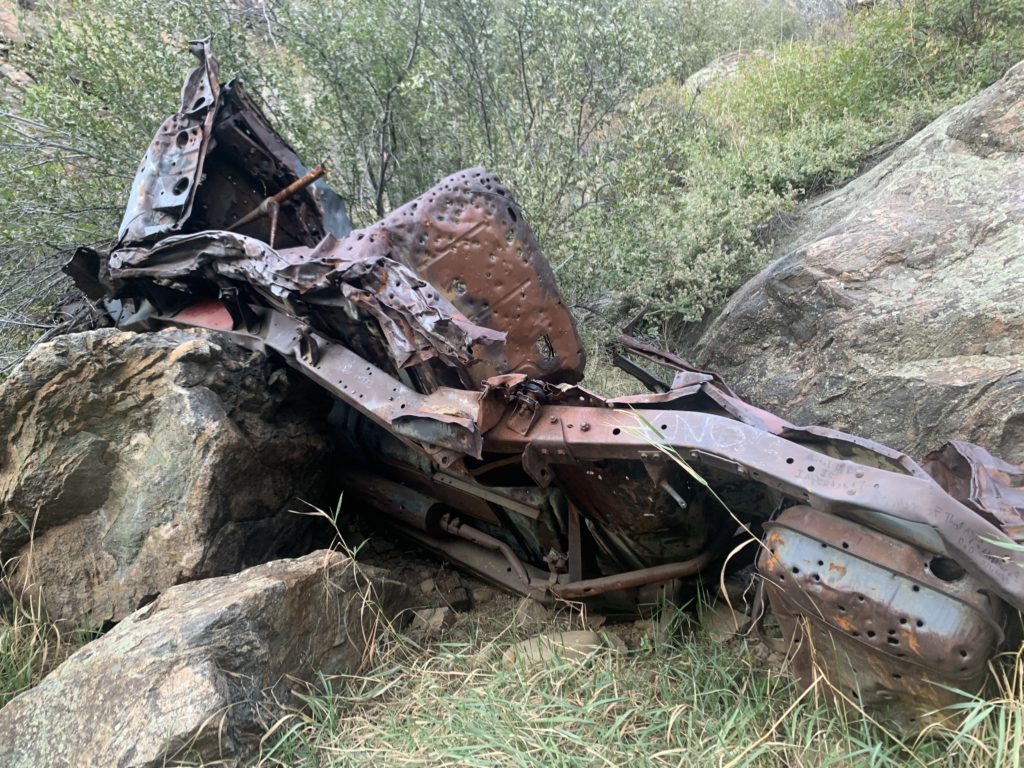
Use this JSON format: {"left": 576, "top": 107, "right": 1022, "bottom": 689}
{"left": 68, "top": 42, "right": 1024, "bottom": 726}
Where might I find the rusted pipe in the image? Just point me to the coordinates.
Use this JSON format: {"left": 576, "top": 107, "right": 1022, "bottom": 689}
{"left": 440, "top": 514, "right": 531, "bottom": 588}
{"left": 340, "top": 472, "right": 446, "bottom": 535}
{"left": 550, "top": 546, "right": 721, "bottom": 599}
{"left": 228, "top": 164, "right": 326, "bottom": 231}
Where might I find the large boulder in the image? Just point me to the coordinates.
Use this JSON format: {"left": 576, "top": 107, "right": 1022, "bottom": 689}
{"left": 693, "top": 60, "right": 1024, "bottom": 463}
{"left": 0, "top": 551, "right": 412, "bottom": 768}
{"left": 0, "top": 328, "right": 333, "bottom": 625}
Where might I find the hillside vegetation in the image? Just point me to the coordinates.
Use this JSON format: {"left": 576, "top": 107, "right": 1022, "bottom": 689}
{"left": 1, "top": 0, "right": 1022, "bottom": 372}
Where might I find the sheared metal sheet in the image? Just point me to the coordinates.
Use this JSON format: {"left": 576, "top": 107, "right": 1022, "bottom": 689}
{"left": 118, "top": 39, "right": 220, "bottom": 243}
{"left": 924, "top": 440, "right": 1024, "bottom": 539}
{"left": 120, "top": 40, "right": 348, "bottom": 247}
{"left": 110, "top": 231, "right": 507, "bottom": 374}
{"left": 364, "top": 167, "right": 585, "bottom": 385}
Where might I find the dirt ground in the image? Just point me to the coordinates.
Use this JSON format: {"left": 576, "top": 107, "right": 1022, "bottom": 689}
{"left": 337, "top": 510, "right": 762, "bottom": 654}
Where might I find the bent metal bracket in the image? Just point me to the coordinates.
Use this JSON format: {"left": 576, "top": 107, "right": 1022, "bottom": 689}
{"left": 67, "top": 40, "right": 1024, "bottom": 727}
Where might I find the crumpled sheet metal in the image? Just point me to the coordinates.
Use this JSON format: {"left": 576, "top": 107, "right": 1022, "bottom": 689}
{"left": 119, "top": 39, "right": 220, "bottom": 243}
{"left": 167, "top": 298, "right": 491, "bottom": 460}
{"left": 111, "top": 62, "right": 582, "bottom": 387}
{"left": 356, "top": 167, "right": 585, "bottom": 385}
{"left": 924, "top": 440, "right": 1024, "bottom": 539}
{"left": 119, "top": 40, "right": 349, "bottom": 249}
{"left": 110, "top": 231, "right": 506, "bottom": 374}
{"left": 109, "top": 165, "right": 585, "bottom": 386}
{"left": 203, "top": 80, "right": 351, "bottom": 244}
{"left": 66, "top": 39, "right": 1024, "bottom": 729}
{"left": 757, "top": 505, "right": 1003, "bottom": 726}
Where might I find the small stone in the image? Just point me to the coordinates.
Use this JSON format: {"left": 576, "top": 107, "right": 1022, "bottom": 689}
{"left": 435, "top": 572, "right": 472, "bottom": 611}
{"left": 418, "top": 578, "right": 435, "bottom": 595}
{"left": 408, "top": 606, "right": 454, "bottom": 642}
{"left": 501, "top": 630, "right": 623, "bottom": 667}
{"left": 633, "top": 617, "right": 655, "bottom": 633}
{"left": 370, "top": 537, "right": 395, "bottom": 554}
{"left": 471, "top": 586, "right": 497, "bottom": 605}
{"left": 703, "top": 602, "right": 748, "bottom": 641}
{"left": 513, "top": 597, "right": 550, "bottom": 625}
{"left": 0, "top": 3, "right": 22, "bottom": 44}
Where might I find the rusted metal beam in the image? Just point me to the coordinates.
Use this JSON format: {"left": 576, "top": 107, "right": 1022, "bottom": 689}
{"left": 165, "top": 300, "right": 486, "bottom": 460}
{"left": 440, "top": 514, "right": 532, "bottom": 589}
{"left": 551, "top": 551, "right": 719, "bottom": 599}
{"left": 484, "top": 404, "right": 1024, "bottom": 608}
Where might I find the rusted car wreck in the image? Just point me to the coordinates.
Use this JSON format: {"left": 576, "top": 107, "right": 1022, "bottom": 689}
{"left": 68, "top": 41, "right": 1024, "bottom": 726}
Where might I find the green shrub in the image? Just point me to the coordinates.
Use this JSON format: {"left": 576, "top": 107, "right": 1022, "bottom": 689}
{"left": 0, "top": 0, "right": 796, "bottom": 368}
{"left": 554, "top": 0, "right": 1024, "bottom": 346}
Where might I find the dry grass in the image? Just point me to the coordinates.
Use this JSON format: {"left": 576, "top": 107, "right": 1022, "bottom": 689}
{"left": 1, "top": 549, "right": 1023, "bottom": 767}
{"left": 252, "top": 602, "right": 1024, "bottom": 768}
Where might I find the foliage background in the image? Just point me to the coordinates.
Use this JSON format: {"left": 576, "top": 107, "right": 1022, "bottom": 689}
{"left": 1, "top": 0, "right": 1023, "bottom": 374}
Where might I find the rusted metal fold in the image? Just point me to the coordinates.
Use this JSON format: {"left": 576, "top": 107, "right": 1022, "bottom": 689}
{"left": 110, "top": 230, "right": 506, "bottom": 373}
{"left": 118, "top": 38, "right": 220, "bottom": 243}
{"left": 923, "top": 440, "right": 1024, "bottom": 539}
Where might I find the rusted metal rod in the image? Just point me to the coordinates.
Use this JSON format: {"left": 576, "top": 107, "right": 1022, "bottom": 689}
{"left": 227, "top": 164, "right": 326, "bottom": 231}
{"left": 550, "top": 546, "right": 721, "bottom": 599}
{"left": 440, "top": 514, "right": 531, "bottom": 588}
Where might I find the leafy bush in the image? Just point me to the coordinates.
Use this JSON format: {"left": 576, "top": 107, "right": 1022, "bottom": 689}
{"left": 0, "top": 0, "right": 796, "bottom": 368}
{"left": 553, "top": 0, "right": 1024, "bottom": 344}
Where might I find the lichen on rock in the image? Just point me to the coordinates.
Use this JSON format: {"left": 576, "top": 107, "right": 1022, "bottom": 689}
{"left": 694, "top": 60, "right": 1024, "bottom": 463}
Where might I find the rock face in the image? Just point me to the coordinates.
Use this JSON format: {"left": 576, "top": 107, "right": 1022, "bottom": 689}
{"left": 694, "top": 60, "right": 1024, "bottom": 463}
{"left": 0, "top": 551, "right": 412, "bottom": 768}
{"left": 0, "top": 328, "right": 333, "bottom": 624}
{"left": 684, "top": 50, "right": 769, "bottom": 96}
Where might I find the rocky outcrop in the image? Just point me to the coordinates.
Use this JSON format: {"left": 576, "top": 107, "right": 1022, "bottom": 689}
{"left": 694, "top": 60, "right": 1024, "bottom": 463}
{"left": 684, "top": 50, "right": 770, "bottom": 96}
{"left": 0, "top": 328, "right": 333, "bottom": 625}
{"left": 0, "top": 551, "right": 412, "bottom": 768}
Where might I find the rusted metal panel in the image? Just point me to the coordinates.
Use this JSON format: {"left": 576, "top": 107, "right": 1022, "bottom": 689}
{"left": 361, "top": 168, "right": 584, "bottom": 385}
{"left": 157, "top": 300, "right": 489, "bottom": 459}
{"left": 118, "top": 39, "right": 220, "bottom": 243}
{"left": 120, "top": 43, "right": 348, "bottom": 248}
{"left": 110, "top": 230, "right": 507, "bottom": 377}
{"left": 758, "top": 505, "right": 1003, "bottom": 726}
{"left": 924, "top": 440, "right": 1024, "bottom": 539}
